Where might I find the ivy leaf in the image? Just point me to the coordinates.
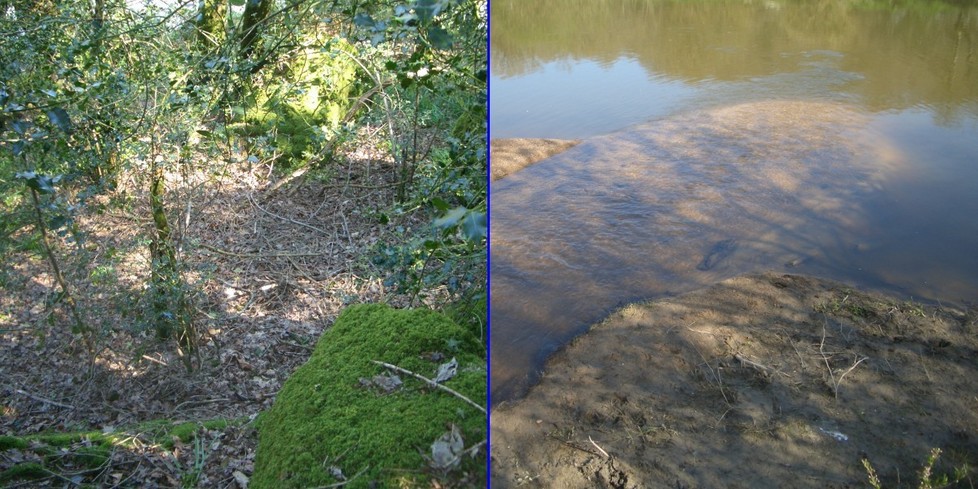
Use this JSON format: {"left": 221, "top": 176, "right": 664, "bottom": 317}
{"left": 11, "top": 120, "right": 31, "bottom": 135}
{"left": 414, "top": 0, "right": 440, "bottom": 23}
{"left": 48, "top": 214, "right": 69, "bottom": 231}
{"left": 16, "top": 172, "right": 60, "bottom": 194}
{"left": 14, "top": 170, "right": 37, "bottom": 181}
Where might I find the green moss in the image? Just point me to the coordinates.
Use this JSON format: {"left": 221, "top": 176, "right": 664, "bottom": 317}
{"left": 164, "top": 419, "right": 233, "bottom": 448}
{"left": 0, "top": 462, "right": 48, "bottom": 483}
{"left": 252, "top": 304, "right": 487, "bottom": 488}
{"left": 0, "top": 435, "right": 28, "bottom": 450}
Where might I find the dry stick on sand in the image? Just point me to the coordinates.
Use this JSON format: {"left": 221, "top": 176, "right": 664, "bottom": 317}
{"left": 588, "top": 436, "right": 610, "bottom": 459}
{"left": 818, "top": 323, "right": 868, "bottom": 398}
{"left": 734, "top": 353, "right": 789, "bottom": 378}
{"left": 690, "top": 343, "right": 731, "bottom": 405}
{"left": 371, "top": 360, "right": 486, "bottom": 414}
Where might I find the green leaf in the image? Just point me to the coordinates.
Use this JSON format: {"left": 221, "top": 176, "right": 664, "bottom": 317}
{"left": 353, "top": 13, "right": 375, "bottom": 27}
{"left": 48, "top": 215, "right": 68, "bottom": 230}
{"left": 430, "top": 197, "right": 450, "bottom": 211}
{"left": 229, "top": 0, "right": 245, "bottom": 5}
{"left": 460, "top": 211, "right": 486, "bottom": 242}
{"left": 415, "top": 0, "right": 438, "bottom": 23}
{"left": 427, "top": 27, "right": 453, "bottom": 50}
{"left": 433, "top": 207, "right": 467, "bottom": 229}
{"left": 45, "top": 108, "right": 72, "bottom": 132}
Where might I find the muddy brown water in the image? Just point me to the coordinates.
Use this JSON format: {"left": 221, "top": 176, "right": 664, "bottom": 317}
{"left": 489, "top": 0, "right": 978, "bottom": 405}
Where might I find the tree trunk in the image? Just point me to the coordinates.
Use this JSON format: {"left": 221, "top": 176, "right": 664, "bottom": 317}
{"left": 196, "top": 0, "right": 227, "bottom": 48}
{"left": 239, "top": 0, "right": 271, "bottom": 59}
{"left": 149, "top": 153, "right": 196, "bottom": 371}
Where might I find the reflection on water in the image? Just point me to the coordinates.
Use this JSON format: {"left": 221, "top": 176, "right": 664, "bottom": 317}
{"left": 491, "top": 0, "right": 978, "bottom": 138}
{"left": 489, "top": 0, "right": 978, "bottom": 404}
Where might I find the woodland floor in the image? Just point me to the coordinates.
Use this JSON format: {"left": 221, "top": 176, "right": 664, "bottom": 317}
{"left": 489, "top": 138, "right": 978, "bottom": 488}
{"left": 0, "top": 127, "right": 455, "bottom": 487}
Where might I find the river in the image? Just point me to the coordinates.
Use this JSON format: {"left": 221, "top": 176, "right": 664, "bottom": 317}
{"left": 489, "top": 0, "right": 978, "bottom": 404}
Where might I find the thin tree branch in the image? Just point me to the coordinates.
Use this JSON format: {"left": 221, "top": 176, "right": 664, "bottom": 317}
{"left": 370, "top": 360, "right": 486, "bottom": 414}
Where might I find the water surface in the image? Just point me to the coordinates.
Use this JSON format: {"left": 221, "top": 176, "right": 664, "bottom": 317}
{"left": 490, "top": 0, "right": 978, "bottom": 403}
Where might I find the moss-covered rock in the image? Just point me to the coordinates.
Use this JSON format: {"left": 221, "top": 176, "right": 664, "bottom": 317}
{"left": 252, "top": 304, "right": 487, "bottom": 488}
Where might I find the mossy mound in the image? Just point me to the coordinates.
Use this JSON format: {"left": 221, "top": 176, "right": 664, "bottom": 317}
{"left": 252, "top": 304, "right": 487, "bottom": 488}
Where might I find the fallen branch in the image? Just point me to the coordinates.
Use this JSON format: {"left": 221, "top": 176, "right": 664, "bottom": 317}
{"left": 247, "top": 192, "right": 331, "bottom": 235}
{"left": 5, "top": 385, "right": 76, "bottom": 410}
{"left": 371, "top": 360, "right": 486, "bottom": 414}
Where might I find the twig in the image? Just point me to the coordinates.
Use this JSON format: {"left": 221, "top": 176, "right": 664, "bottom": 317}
{"left": 197, "top": 243, "right": 328, "bottom": 258}
{"left": 247, "top": 192, "right": 330, "bottom": 235}
{"left": 836, "top": 355, "right": 868, "bottom": 389}
{"left": 690, "top": 343, "right": 730, "bottom": 405}
{"left": 7, "top": 386, "right": 76, "bottom": 410}
{"left": 588, "top": 435, "right": 609, "bottom": 459}
{"left": 141, "top": 354, "right": 168, "bottom": 366}
{"left": 819, "top": 323, "right": 868, "bottom": 398}
{"left": 311, "top": 466, "right": 369, "bottom": 488}
{"left": 370, "top": 360, "right": 486, "bottom": 414}
{"left": 734, "top": 354, "right": 788, "bottom": 377}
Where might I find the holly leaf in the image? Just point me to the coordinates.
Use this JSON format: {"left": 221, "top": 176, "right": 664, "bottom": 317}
{"left": 460, "top": 211, "right": 486, "bottom": 242}
{"left": 433, "top": 206, "right": 467, "bottom": 229}
{"left": 45, "top": 108, "right": 72, "bottom": 132}
{"left": 427, "top": 26, "right": 453, "bottom": 50}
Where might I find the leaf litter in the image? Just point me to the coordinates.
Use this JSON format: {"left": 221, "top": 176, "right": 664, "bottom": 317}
{"left": 0, "top": 124, "right": 471, "bottom": 487}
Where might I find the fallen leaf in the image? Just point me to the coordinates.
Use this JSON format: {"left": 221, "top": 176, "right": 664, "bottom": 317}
{"left": 433, "top": 357, "right": 458, "bottom": 384}
{"left": 429, "top": 424, "right": 463, "bottom": 470}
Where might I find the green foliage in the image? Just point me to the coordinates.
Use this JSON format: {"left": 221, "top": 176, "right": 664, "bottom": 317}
{"left": 233, "top": 37, "right": 362, "bottom": 168}
{"left": 351, "top": 0, "right": 487, "bottom": 302}
{"left": 252, "top": 304, "right": 486, "bottom": 488}
{"left": 444, "top": 288, "right": 487, "bottom": 347}
{"left": 0, "top": 462, "right": 48, "bottom": 484}
{"left": 0, "top": 435, "right": 29, "bottom": 451}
